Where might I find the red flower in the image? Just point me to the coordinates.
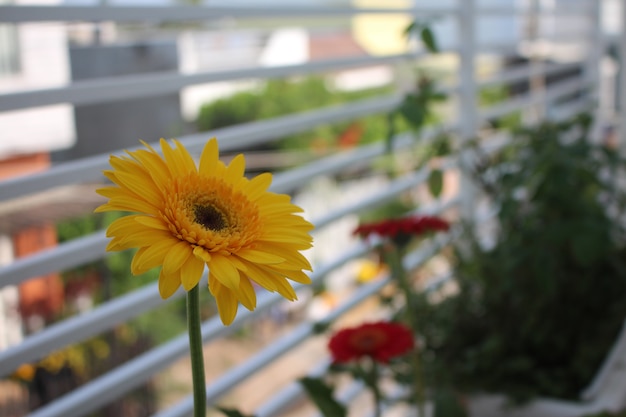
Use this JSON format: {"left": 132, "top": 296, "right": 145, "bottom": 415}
{"left": 328, "top": 321, "right": 414, "bottom": 364}
{"left": 353, "top": 215, "right": 450, "bottom": 242}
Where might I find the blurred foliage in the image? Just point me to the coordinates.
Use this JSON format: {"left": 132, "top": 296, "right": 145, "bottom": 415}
{"left": 196, "top": 77, "right": 405, "bottom": 152}
{"left": 216, "top": 407, "right": 257, "bottom": 417}
{"left": 479, "top": 84, "right": 523, "bottom": 132}
{"left": 416, "top": 113, "right": 626, "bottom": 402}
{"left": 404, "top": 20, "right": 440, "bottom": 53}
{"left": 299, "top": 376, "right": 347, "bottom": 417}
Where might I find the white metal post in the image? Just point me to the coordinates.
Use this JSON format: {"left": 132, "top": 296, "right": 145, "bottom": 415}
{"left": 587, "top": 0, "right": 604, "bottom": 142}
{"left": 457, "top": 0, "right": 478, "bottom": 223}
{"left": 528, "top": 0, "right": 545, "bottom": 121}
{"left": 619, "top": 0, "right": 626, "bottom": 150}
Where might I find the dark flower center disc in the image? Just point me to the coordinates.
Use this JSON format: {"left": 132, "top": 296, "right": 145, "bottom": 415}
{"left": 194, "top": 204, "right": 227, "bottom": 231}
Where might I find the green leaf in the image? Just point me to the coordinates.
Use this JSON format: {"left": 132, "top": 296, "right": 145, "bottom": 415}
{"left": 299, "top": 377, "right": 347, "bottom": 417}
{"left": 312, "top": 320, "right": 331, "bottom": 334}
{"left": 433, "top": 135, "right": 452, "bottom": 156}
{"left": 428, "top": 169, "right": 444, "bottom": 197}
{"left": 399, "top": 96, "right": 425, "bottom": 130}
{"left": 404, "top": 21, "right": 418, "bottom": 38}
{"left": 216, "top": 407, "right": 256, "bottom": 417}
{"left": 421, "top": 27, "right": 439, "bottom": 52}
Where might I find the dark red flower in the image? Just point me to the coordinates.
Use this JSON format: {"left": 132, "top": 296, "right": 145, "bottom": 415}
{"left": 328, "top": 321, "right": 414, "bottom": 364}
{"left": 353, "top": 215, "right": 450, "bottom": 242}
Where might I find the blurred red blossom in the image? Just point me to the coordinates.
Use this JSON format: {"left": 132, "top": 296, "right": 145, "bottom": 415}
{"left": 353, "top": 215, "right": 450, "bottom": 243}
{"left": 328, "top": 321, "right": 414, "bottom": 364}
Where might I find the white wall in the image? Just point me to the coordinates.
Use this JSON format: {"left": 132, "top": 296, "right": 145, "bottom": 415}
{"left": 0, "top": 0, "right": 74, "bottom": 159}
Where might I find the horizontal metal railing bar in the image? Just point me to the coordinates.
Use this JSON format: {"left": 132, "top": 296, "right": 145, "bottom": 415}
{"left": 155, "top": 274, "right": 394, "bottom": 417}
{"left": 255, "top": 359, "right": 332, "bottom": 417}
{"left": 0, "top": 3, "right": 592, "bottom": 24}
{"left": 477, "top": 38, "right": 590, "bottom": 56}
{"left": 0, "top": 94, "right": 404, "bottom": 201}
{"left": 545, "top": 34, "right": 595, "bottom": 43}
{"left": 313, "top": 169, "right": 429, "bottom": 231}
{"left": 478, "top": 61, "right": 583, "bottom": 89}
{"left": 476, "top": 42, "right": 519, "bottom": 55}
{"left": 0, "top": 53, "right": 418, "bottom": 112}
{"left": 28, "top": 240, "right": 372, "bottom": 417}
{"left": 551, "top": 100, "right": 592, "bottom": 122}
{"left": 311, "top": 150, "right": 460, "bottom": 231}
{"left": 0, "top": 281, "right": 183, "bottom": 377}
{"left": 0, "top": 5, "right": 457, "bottom": 23}
{"left": 478, "top": 5, "right": 591, "bottom": 16}
{"left": 478, "top": 76, "right": 589, "bottom": 122}
{"left": 0, "top": 231, "right": 108, "bottom": 288}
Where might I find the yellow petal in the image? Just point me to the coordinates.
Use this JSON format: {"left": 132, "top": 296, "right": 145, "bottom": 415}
{"left": 209, "top": 277, "right": 239, "bottom": 325}
{"left": 180, "top": 255, "right": 206, "bottom": 291}
{"left": 193, "top": 246, "right": 212, "bottom": 263}
{"left": 199, "top": 138, "right": 219, "bottom": 177}
{"left": 273, "top": 275, "right": 298, "bottom": 301}
{"left": 106, "top": 215, "right": 145, "bottom": 237}
{"left": 130, "top": 239, "right": 175, "bottom": 275}
{"left": 243, "top": 262, "right": 279, "bottom": 292}
{"left": 225, "top": 154, "right": 246, "bottom": 184}
{"left": 224, "top": 254, "right": 248, "bottom": 272}
{"left": 174, "top": 139, "right": 198, "bottom": 172}
{"left": 117, "top": 229, "right": 173, "bottom": 248}
{"left": 163, "top": 241, "right": 193, "bottom": 275}
{"left": 106, "top": 238, "right": 128, "bottom": 252}
{"left": 236, "top": 248, "right": 284, "bottom": 265}
{"left": 282, "top": 269, "right": 312, "bottom": 284}
{"left": 109, "top": 159, "right": 162, "bottom": 208}
{"left": 237, "top": 275, "right": 256, "bottom": 311}
{"left": 95, "top": 195, "right": 159, "bottom": 215}
{"left": 209, "top": 255, "right": 240, "bottom": 291}
{"left": 159, "top": 269, "right": 181, "bottom": 299}
{"left": 134, "top": 216, "right": 168, "bottom": 231}
{"left": 258, "top": 230, "right": 314, "bottom": 245}
{"left": 160, "top": 138, "right": 194, "bottom": 177}
{"left": 255, "top": 242, "right": 312, "bottom": 270}
{"left": 129, "top": 148, "right": 171, "bottom": 190}
{"left": 241, "top": 173, "right": 273, "bottom": 201}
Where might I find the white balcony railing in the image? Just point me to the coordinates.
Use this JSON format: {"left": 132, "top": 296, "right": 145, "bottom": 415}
{"left": 0, "top": 1, "right": 615, "bottom": 416}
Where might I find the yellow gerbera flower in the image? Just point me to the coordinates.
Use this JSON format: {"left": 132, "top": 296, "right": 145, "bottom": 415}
{"left": 95, "top": 138, "right": 314, "bottom": 325}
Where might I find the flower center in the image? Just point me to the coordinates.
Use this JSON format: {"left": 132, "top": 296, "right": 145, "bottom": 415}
{"left": 162, "top": 172, "right": 262, "bottom": 254}
{"left": 194, "top": 204, "right": 227, "bottom": 231}
{"left": 350, "top": 329, "right": 386, "bottom": 353}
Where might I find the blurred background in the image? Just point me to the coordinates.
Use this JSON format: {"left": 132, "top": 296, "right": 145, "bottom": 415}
{"left": 1, "top": 0, "right": 625, "bottom": 416}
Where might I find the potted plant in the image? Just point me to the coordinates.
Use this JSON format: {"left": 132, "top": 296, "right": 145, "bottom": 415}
{"left": 415, "top": 113, "right": 626, "bottom": 416}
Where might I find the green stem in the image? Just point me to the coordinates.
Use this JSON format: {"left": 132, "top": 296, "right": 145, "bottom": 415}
{"left": 386, "top": 245, "right": 425, "bottom": 417}
{"left": 363, "top": 360, "right": 383, "bottom": 417}
{"left": 187, "top": 285, "right": 206, "bottom": 417}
